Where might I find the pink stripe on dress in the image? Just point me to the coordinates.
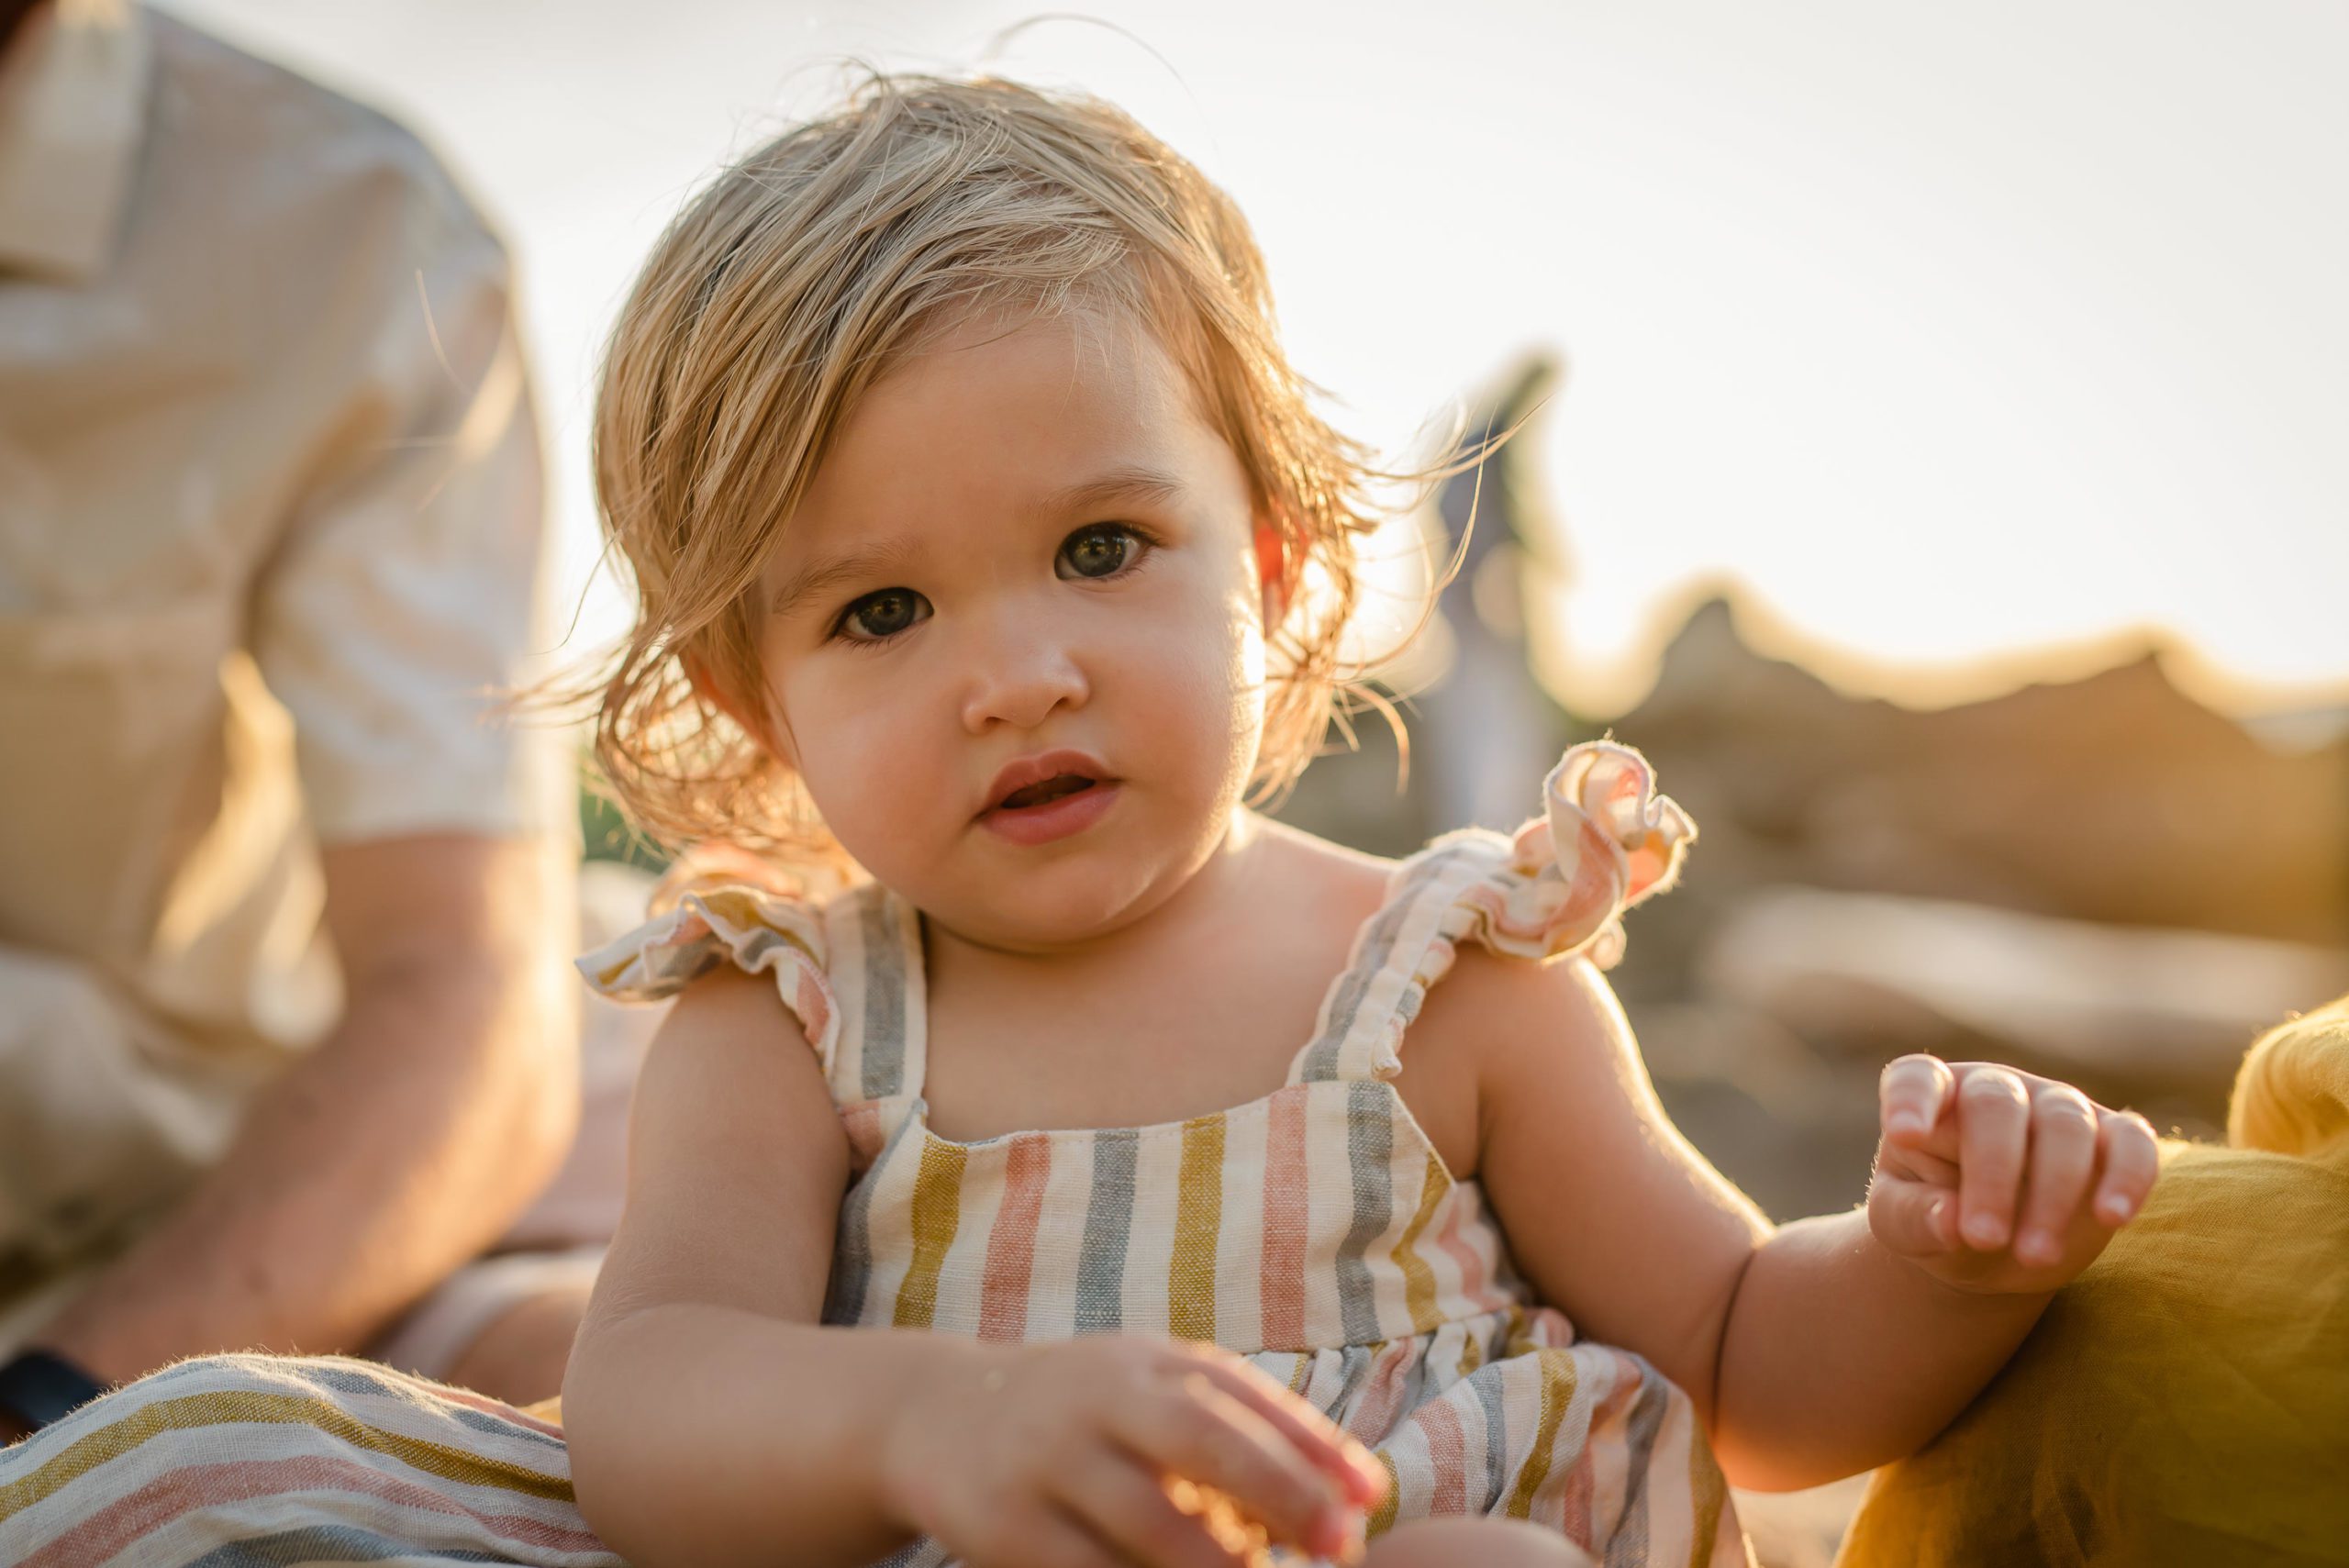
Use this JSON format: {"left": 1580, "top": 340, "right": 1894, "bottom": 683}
{"left": 839, "top": 1102, "right": 886, "bottom": 1173}
{"left": 1557, "top": 816, "right": 1622, "bottom": 937}
{"left": 1428, "top": 1184, "right": 1491, "bottom": 1309}
{"left": 977, "top": 1133, "right": 1053, "bottom": 1341}
{"left": 1568, "top": 1349, "right": 1645, "bottom": 1544}
{"left": 1257, "top": 1084, "right": 1310, "bottom": 1350}
{"left": 1413, "top": 1396, "right": 1470, "bottom": 1516}
{"left": 22, "top": 1453, "right": 606, "bottom": 1568}
{"left": 1559, "top": 1418, "right": 1598, "bottom": 1543}
{"left": 1351, "top": 1338, "right": 1419, "bottom": 1440}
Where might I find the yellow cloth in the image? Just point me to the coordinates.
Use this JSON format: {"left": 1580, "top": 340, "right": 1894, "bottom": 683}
{"left": 1838, "top": 999, "right": 2349, "bottom": 1566}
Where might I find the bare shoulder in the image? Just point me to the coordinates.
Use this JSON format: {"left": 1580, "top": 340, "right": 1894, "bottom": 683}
{"left": 1420, "top": 947, "right": 1635, "bottom": 1073}
{"left": 586, "top": 969, "right": 849, "bottom": 1327}
{"left": 1408, "top": 947, "right": 1645, "bottom": 1183}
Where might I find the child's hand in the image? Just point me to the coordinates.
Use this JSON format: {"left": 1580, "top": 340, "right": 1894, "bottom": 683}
{"left": 880, "top": 1334, "right": 1387, "bottom": 1568}
{"left": 1867, "top": 1054, "right": 2161, "bottom": 1296}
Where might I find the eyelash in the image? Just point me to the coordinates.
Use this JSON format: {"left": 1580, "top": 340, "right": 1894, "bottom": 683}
{"left": 825, "top": 523, "right": 1157, "bottom": 647}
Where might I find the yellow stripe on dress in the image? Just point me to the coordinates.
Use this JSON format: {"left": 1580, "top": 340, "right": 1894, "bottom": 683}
{"left": 1169, "top": 1112, "right": 1227, "bottom": 1343}
{"left": 1394, "top": 1149, "right": 1449, "bottom": 1334}
{"left": 1504, "top": 1350, "right": 1579, "bottom": 1519}
{"left": 1687, "top": 1424, "right": 1729, "bottom": 1568}
{"left": 894, "top": 1138, "right": 968, "bottom": 1329}
{"left": 0, "top": 1392, "right": 577, "bottom": 1516}
{"left": 1365, "top": 1447, "right": 1403, "bottom": 1539}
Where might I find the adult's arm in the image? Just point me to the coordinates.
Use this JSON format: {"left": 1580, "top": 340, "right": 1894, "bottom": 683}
{"left": 21, "top": 131, "right": 579, "bottom": 1396}
{"left": 28, "top": 833, "right": 578, "bottom": 1389}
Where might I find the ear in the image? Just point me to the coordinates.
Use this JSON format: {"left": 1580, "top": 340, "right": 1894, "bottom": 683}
{"left": 1253, "top": 522, "right": 1290, "bottom": 628}
{"left": 684, "top": 650, "right": 766, "bottom": 743}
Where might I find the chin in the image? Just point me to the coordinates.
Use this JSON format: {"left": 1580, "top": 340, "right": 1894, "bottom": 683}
{"left": 934, "top": 852, "right": 1169, "bottom": 949}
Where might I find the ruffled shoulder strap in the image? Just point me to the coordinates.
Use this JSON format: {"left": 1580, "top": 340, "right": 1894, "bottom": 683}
{"left": 1286, "top": 740, "right": 1694, "bottom": 1085}
{"left": 574, "top": 847, "right": 841, "bottom": 1076}
{"left": 1454, "top": 738, "right": 1695, "bottom": 968}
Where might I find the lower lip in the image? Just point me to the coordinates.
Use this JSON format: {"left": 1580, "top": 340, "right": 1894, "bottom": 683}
{"left": 980, "top": 782, "right": 1121, "bottom": 846}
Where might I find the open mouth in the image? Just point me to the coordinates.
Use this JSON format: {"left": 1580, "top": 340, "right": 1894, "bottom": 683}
{"left": 995, "top": 774, "right": 1098, "bottom": 811}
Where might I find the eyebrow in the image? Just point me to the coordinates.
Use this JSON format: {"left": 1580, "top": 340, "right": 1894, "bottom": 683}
{"left": 1037, "top": 465, "right": 1188, "bottom": 518}
{"left": 766, "top": 465, "right": 1189, "bottom": 622}
{"left": 766, "top": 538, "right": 930, "bottom": 623}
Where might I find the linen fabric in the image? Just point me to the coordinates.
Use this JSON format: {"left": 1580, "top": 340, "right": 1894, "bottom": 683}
{"left": 583, "top": 741, "right": 1747, "bottom": 1566}
{"left": 0, "top": 0, "right": 559, "bottom": 1319}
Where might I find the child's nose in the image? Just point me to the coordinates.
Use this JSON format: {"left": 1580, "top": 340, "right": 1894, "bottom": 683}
{"left": 956, "top": 622, "right": 1089, "bottom": 734}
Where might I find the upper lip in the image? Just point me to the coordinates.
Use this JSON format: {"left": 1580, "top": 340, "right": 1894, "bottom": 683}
{"left": 981, "top": 750, "right": 1114, "bottom": 815}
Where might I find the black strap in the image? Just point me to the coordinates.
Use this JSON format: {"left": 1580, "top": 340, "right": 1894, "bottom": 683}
{"left": 0, "top": 1348, "right": 107, "bottom": 1432}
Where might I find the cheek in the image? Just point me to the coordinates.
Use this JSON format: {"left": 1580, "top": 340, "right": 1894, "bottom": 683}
{"left": 1110, "top": 579, "right": 1268, "bottom": 777}
{"left": 770, "top": 664, "right": 938, "bottom": 854}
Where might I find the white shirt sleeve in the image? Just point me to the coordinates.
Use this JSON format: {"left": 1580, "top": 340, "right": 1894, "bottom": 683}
{"left": 247, "top": 182, "right": 567, "bottom": 848}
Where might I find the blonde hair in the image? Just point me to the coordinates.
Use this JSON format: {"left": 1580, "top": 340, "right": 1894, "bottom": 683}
{"left": 2230, "top": 993, "right": 2349, "bottom": 1163}
{"left": 585, "top": 72, "right": 1458, "bottom": 871}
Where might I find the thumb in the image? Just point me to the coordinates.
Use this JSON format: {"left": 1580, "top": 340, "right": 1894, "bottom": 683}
{"left": 1868, "top": 1170, "right": 1961, "bottom": 1258}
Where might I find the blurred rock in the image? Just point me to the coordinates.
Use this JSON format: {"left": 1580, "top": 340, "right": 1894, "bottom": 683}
{"left": 1618, "top": 596, "right": 2349, "bottom": 947}
{"left": 1702, "top": 887, "right": 2349, "bottom": 1089}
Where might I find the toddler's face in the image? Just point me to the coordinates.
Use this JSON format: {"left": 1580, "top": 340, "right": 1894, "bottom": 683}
{"left": 753, "top": 306, "right": 1271, "bottom": 951}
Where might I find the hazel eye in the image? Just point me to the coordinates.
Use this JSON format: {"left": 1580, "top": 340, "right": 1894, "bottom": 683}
{"left": 1057, "top": 524, "right": 1144, "bottom": 581}
{"left": 834, "top": 587, "right": 930, "bottom": 643}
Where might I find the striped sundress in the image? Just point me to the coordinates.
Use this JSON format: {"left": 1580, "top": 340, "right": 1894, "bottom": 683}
{"left": 0, "top": 741, "right": 1750, "bottom": 1567}
{"left": 582, "top": 740, "right": 1748, "bottom": 1565}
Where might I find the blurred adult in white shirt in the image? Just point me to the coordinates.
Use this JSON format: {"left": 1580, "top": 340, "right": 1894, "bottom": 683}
{"left": 0, "top": 0, "right": 595, "bottom": 1437}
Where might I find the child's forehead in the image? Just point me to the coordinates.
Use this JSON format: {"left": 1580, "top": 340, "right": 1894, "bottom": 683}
{"left": 778, "top": 307, "right": 1240, "bottom": 550}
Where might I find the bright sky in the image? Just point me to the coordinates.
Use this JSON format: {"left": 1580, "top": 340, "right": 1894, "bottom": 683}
{"left": 171, "top": 0, "right": 2349, "bottom": 717}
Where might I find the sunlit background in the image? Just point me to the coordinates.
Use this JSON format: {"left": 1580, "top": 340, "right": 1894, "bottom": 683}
{"left": 170, "top": 0, "right": 2349, "bottom": 1209}
{"left": 143, "top": 7, "right": 2346, "bottom": 1551}
{"left": 171, "top": 0, "right": 2349, "bottom": 723}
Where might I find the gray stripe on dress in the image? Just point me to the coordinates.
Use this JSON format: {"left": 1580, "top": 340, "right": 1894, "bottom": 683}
{"left": 1296, "top": 852, "right": 1456, "bottom": 1084}
{"left": 1335, "top": 1079, "right": 1395, "bottom": 1346}
{"left": 824, "top": 1109, "right": 925, "bottom": 1327}
{"left": 860, "top": 887, "right": 907, "bottom": 1100}
{"left": 1604, "top": 1352, "right": 1673, "bottom": 1566}
{"left": 1472, "top": 1361, "right": 1511, "bottom": 1513}
{"left": 1074, "top": 1128, "right": 1140, "bottom": 1334}
{"left": 300, "top": 1363, "right": 567, "bottom": 1452}
{"left": 184, "top": 1526, "right": 511, "bottom": 1566}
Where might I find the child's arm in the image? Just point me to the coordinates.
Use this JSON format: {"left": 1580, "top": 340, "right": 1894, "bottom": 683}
{"left": 557, "top": 969, "right": 943, "bottom": 1567}
{"left": 1448, "top": 951, "right": 2157, "bottom": 1492}
{"left": 561, "top": 970, "right": 1382, "bottom": 1568}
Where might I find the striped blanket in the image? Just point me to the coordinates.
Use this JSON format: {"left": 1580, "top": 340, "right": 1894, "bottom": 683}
{"left": 0, "top": 1353, "right": 618, "bottom": 1567}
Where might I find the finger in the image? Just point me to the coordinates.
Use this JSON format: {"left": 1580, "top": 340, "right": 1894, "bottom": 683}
{"left": 1186, "top": 1357, "right": 1386, "bottom": 1507}
{"left": 1879, "top": 1054, "right": 1955, "bottom": 1147}
{"left": 1867, "top": 1170, "right": 1962, "bottom": 1257}
{"left": 2013, "top": 1086, "right": 2099, "bottom": 1266}
{"left": 1052, "top": 1449, "right": 1255, "bottom": 1568}
{"left": 1954, "top": 1067, "right": 2032, "bottom": 1250}
{"left": 2092, "top": 1110, "right": 2161, "bottom": 1226}
{"left": 1114, "top": 1375, "right": 1352, "bottom": 1554}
